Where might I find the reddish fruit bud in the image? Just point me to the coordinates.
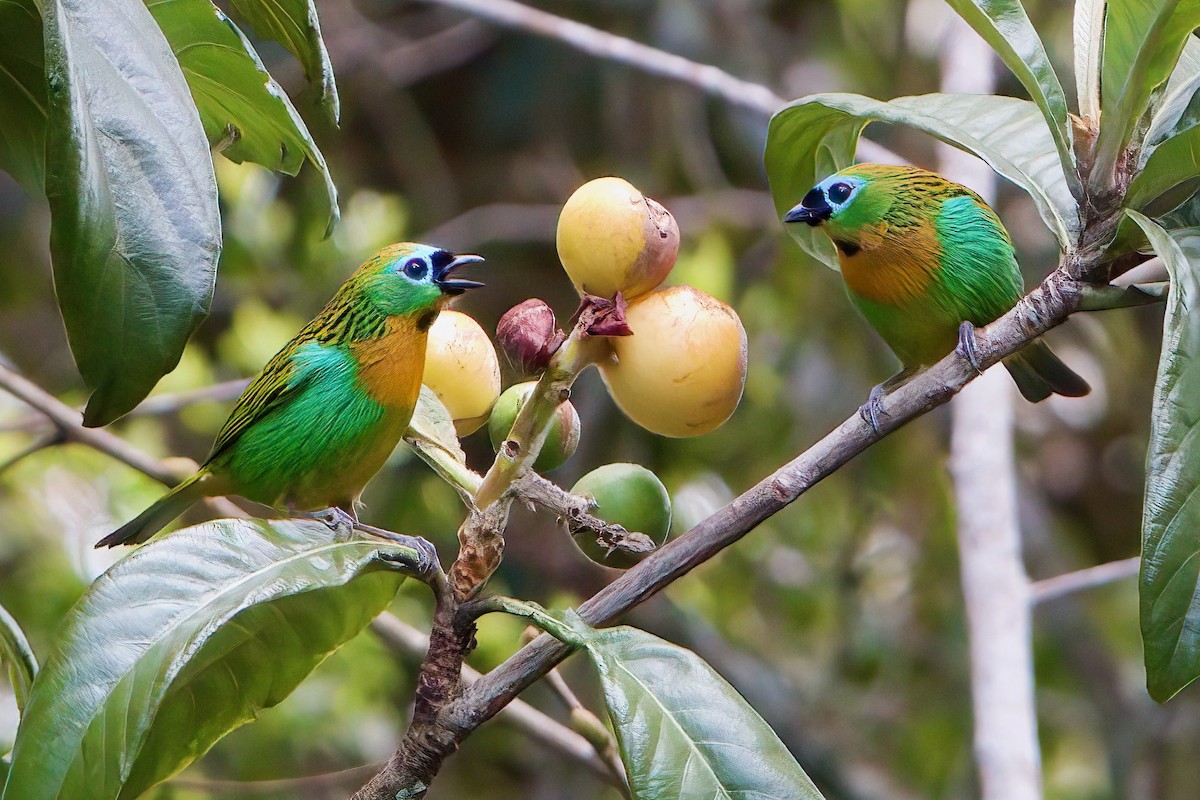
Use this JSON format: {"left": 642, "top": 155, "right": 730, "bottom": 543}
{"left": 573, "top": 292, "right": 634, "bottom": 338}
{"left": 496, "top": 299, "right": 565, "bottom": 377}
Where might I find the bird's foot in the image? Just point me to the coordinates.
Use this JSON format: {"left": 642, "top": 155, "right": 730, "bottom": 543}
{"left": 858, "top": 384, "right": 887, "bottom": 434}
{"left": 956, "top": 321, "right": 984, "bottom": 375}
{"left": 354, "top": 522, "right": 440, "bottom": 579}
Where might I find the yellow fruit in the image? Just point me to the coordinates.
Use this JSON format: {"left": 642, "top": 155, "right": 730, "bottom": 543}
{"left": 423, "top": 310, "right": 501, "bottom": 436}
{"left": 556, "top": 177, "right": 679, "bottom": 299}
{"left": 599, "top": 285, "right": 747, "bottom": 437}
{"left": 569, "top": 463, "right": 671, "bottom": 569}
{"left": 488, "top": 382, "right": 580, "bottom": 472}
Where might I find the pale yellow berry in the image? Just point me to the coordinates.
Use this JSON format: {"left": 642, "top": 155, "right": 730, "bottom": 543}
{"left": 556, "top": 177, "right": 679, "bottom": 299}
{"left": 599, "top": 285, "right": 747, "bottom": 437}
{"left": 423, "top": 310, "right": 501, "bottom": 436}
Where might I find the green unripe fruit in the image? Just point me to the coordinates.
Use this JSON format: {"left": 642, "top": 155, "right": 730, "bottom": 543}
{"left": 488, "top": 382, "right": 581, "bottom": 472}
{"left": 569, "top": 463, "right": 671, "bottom": 569}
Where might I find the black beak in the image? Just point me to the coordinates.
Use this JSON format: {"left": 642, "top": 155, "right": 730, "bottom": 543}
{"left": 434, "top": 253, "right": 485, "bottom": 295}
{"left": 783, "top": 187, "right": 832, "bottom": 227}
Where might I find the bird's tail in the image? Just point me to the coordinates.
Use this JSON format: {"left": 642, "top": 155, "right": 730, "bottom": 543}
{"left": 95, "top": 471, "right": 209, "bottom": 548}
{"left": 1002, "top": 338, "right": 1090, "bottom": 403}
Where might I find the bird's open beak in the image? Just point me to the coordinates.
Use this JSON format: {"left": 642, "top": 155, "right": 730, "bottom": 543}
{"left": 783, "top": 188, "right": 833, "bottom": 227}
{"left": 435, "top": 253, "right": 485, "bottom": 295}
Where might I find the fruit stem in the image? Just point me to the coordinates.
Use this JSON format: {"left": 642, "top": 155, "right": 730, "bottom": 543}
{"left": 409, "top": 440, "right": 483, "bottom": 502}
{"left": 473, "top": 329, "right": 605, "bottom": 509}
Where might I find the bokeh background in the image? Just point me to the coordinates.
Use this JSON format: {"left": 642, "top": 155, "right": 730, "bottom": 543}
{"left": 0, "top": 0, "right": 1182, "bottom": 798}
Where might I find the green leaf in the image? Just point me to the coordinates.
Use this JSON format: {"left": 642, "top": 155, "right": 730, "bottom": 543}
{"left": 1144, "top": 35, "right": 1200, "bottom": 149}
{"left": 409, "top": 385, "right": 467, "bottom": 466}
{"left": 0, "top": 518, "right": 429, "bottom": 800}
{"left": 1093, "top": 0, "right": 1200, "bottom": 184}
{"left": 1074, "top": 0, "right": 1105, "bottom": 120}
{"left": 945, "top": 0, "right": 1080, "bottom": 198}
{"left": 147, "top": 0, "right": 339, "bottom": 233}
{"left": 226, "top": 0, "right": 339, "bottom": 123}
{"left": 578, "top": 624, "right": 825, "bottom": 800}
{"left": 1131, "top": 39, "right": 1200, "bottom": 210}
{"left": 765, "top": 92, "right": 1079, "bottom": 269}
{"left": 43, "top": 0, "right": 222, "bottom": 427}
{"left": 1126, "top": 126, "right": 1200, "bottom": 210}
{"left": 1127, "top": 211, "right": 1200, "bottom": 702}
{"left": 0, "top": 604, "right": 37, "bottom": 717}
{"left": 0, "top": 0, "right": 47, "bottom": 192}
{"left": 406, "top": 386, "right": 479, "bottom": 499}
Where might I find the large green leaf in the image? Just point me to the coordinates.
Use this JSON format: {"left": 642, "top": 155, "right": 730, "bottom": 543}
{"left": 1144, "top": 35, "right": 1200, "bottom": 150}
{"left": 578, "top": 624, "right": 825, "bottom": 800}
{"left": 227, "top": 0, "right": 339, "bottom": 123}
{"left": 0, "top": 604, "right": 36, "bottom": 717}
{"left": 1074, "top": 0, "right": 1105, "bottom": 120}
{"left": 1126, "top": 125, "right": 1200, "bottom": 211}
{"left": 1131, "top": 39, "right": 1200, "bottom": 211}
{"left": 1093, "top": 0, "right": 1200, "bottom": 183}
{"left": 764, "top": 92, "right": 1079, "bottom": 269}
{"left": 43, "top": 0, "right": 222, "bottom": 427}
{"left": 0, "top": 518, "right": 430, "bottom": 800}
{"left": 147, "top": 0, "right": 339, "bottom": 232}
{"left": 1127, "top": 212, "right": 1200, "bottom": 702}
{"left": 945, "top": 0, "right": 1080, "bottom": 198}
{"left": 0, "top": 0, "right": 47, "bottom": 192}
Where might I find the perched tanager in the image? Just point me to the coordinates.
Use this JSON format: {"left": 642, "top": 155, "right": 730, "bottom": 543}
{"left": 97, "top": 243, "right": 483, "bottom": 547}
{"left": 784, "top": 164, "right": 1088, "bottom": 428}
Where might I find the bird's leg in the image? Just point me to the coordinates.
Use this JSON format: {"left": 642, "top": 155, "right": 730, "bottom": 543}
{"left": 859, "top": 368, "right": 918, "bottom": 434}
{"left": 296, "top": 506, "right": 358, "bottom": 537}
{"left": 956, "top": 320, "right": 984, "bottom": 375}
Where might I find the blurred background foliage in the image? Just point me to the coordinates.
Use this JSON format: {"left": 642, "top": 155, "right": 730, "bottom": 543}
{"left": 0, "top": 0, "right": 1180, "bottom": 798}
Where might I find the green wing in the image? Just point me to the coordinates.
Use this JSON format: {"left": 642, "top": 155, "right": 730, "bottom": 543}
{"left": 205, "top": 341, "right": 311, "bottom": 465}
{"left": 933, "top": 194, "right": 1025, "bottom": 323}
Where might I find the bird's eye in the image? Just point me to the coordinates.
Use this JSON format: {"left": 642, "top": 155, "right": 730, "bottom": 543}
{"left": 827, "top": 182, "right": 854, "bottom": 204}
{"left": 402, "top": 258, "right": 429, "bottom": 280}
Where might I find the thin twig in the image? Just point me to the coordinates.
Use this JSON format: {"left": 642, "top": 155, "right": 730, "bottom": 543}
{"left": 369, "top": 614, "right": 628, "bottom": 793}
{"left": 417, "top": 190, "right": 779, "bottom": 249}
{"left": 127, "top": 379, "right": 249, "bottom": 416}
{"left": 0, "top": 362, "right": 243, "bottom": 518}
{"left": 0, "top": 431, "right": 64, "bottom": 475}
{"left": 171, "top": 763, "right": 384, "bottom": 795}
{"left": 542, "top": 663, "right": 627, "bottom": 780}
{"left": 1029, "top": 557, "right": 1141, "bottom": 605}
{"left": 412, "top": 0, "right": 904, "bottom": 165}
{"left": 513, "top": 472, "right": 655, "bottom": 556}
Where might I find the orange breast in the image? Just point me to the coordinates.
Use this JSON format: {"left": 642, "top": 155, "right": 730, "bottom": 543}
{"left": 838, "top": 221, "right": 941, "bottom": 306}
{"left": 350, "top": 317, "right": 428, "bottom": 407}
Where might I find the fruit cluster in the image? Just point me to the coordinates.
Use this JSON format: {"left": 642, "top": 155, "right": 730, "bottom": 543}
{"left": 421, "top": 176, "right": 748, "bottom": 568}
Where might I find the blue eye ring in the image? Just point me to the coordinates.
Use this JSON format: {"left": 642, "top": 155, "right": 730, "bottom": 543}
{"left": 827, "top": 182, "right": 854, "bottom": 205}
{"left": 403, "top": 258, "right": 429, "bottom": 280}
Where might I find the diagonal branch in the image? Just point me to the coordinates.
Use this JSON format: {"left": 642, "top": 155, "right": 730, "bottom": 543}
{"left": 411, "top": 0, "right": 904, "bottom": 166}
{"left": 1030, "top": 557, "right": 1141, "bottom": 604}
{"left": 0, "top": 363, "right": 244, "bottom": 519}
{"left": 350, "top": 263, "right": 1090, "bottom": 798}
